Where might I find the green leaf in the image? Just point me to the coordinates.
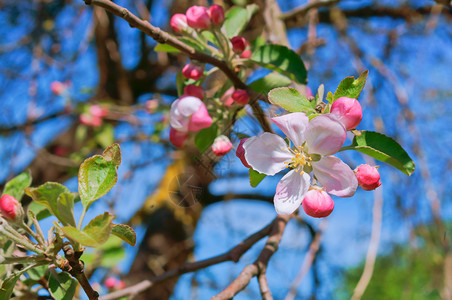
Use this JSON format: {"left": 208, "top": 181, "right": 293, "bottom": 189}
{"left": 249, "top": 73, "right": 292, "bottom": 95}
{"left": 268, "top": 87, "right": 315, "bottom": 113}
{"left": 2, "top": 171, "right": 32, "bottom": 201}
{"left": 95, "top": 123, "right": 115, "bottom": 149}
{"left": 112, "top": 224, "right": 137, "bottom": 246}
{"left": 333, "top": 70, "right": 368, "bottom": 101}
{"left": 56, "top": 193, "right": 76, "bottom": 227}
{"left": 26, "top": 265, "right": 47, "bottom": 281}
{"left": 251, "top": 45, "right": 307, "bottom": 84}
{"left": 176, "top": 71, "right": 185, "bottom": 97}
{"left": 0, "top": 268, "right": 28, "bottom": 300}
{"left": 194, "top": 125, "right": 218, "bottom": 152}
{"left": 48, "top": 272, "right": 77, "bottom": 300}
{"left": 25, "top": 182, "right": 71, "bottom": 225}
{"left": 340, "top": 131, "right": 415, "bottom": 176}
{"left": 154, "top": 43, "right": 180, "bottom": 53}
{"left": 61, "top": 212, "right": 115, "bottom": 247}
{"left": 223, "top": 7, "right": 248, "bottom": 37}
{"left": 81, "top": 236, "right": 125, "bottom": 268}
{"left": 249, "top": 168, "right": 266, "bottom": 188}
{"left": 27, "top": 202, "right": 51, "bottom": 221}
{"left": 201, "top": 31, "right": 217, "bottom": 45}
{"left": 78, "top": 144, "right": 121, "bottom": 210}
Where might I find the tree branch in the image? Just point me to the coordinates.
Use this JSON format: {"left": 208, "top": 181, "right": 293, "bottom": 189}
{"left": 212, "top": 215, "right": 292, "bottom": 299}
{"left": 99, "top": 217, "right": 279, "bottom": 300}
{"left": 82, "top": 0, "right": 272, "bottom": 133}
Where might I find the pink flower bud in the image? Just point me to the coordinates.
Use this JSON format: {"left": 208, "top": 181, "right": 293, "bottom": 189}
{"left": 145, "top": 99, "right": 159, "bottom": 113}
{"left": 231, "top": 36, "right": 246, "bottom": 54}
{"left": 232, "top": 89, "right": 249, "bottom": 105}
{"left": 169, "top": 127, "right": 189, "bottom": 148}
{"left": 212, "top": 135, "right": 233, "bottom": 156}
{"left": 89, "top": 105, "right": 108, "bottom": 118}
{"left": 183, "top": 84, "right": 204, "bottom": 100}
{"left": 182, "top": 63, "right": 204, "bottom": 81}
{"left": 0, "top": 194, "right": 22, "bottom": 221}
{"left": 170, "top": 14, "right": 189, "bottom": 33}
{"left": 50, "top": 81, "right": 66, "bottom": 95}
{"left": 170, "top": 96, "right": 213, "bottom": 132}
{"left": 236, "top": 138, "right": 251, "bottom": 168}
{"left": 302, "top": 190, "right": 335, "bottom": 218}
{"left": 208, "top": 5, "right": 225, "bottom": 27}
{"left": 186, "top": 6, "right": 211, "bottom": 30}
{"left": 220, "top": 87, "right": 235, "bottom": 107}
{"left": 354, "top": 164, "right": 382, "bottom": 191}
{"left": 330, "top": 97, "right": 363, "bottom": 130}
{"left": 240, "top": 49, "right": 252, "bottom": 59}
{"left": 79, "top": 114, "right": 103, "bottom": 127}
{"left": 105, "top": 277, "right": 119, "bottom": 289}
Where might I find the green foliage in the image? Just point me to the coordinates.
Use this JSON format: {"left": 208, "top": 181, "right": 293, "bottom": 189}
{"left": 48, "top": 272, "right": 77, "bottom": 300}
{"left": 340, "top": 131, "right": 415, "bottom": 175}
{"left": 268, "top": 87, "right": 315, "bottom": 113}
{"left": 249, "top": 168, "right": 266, "bottom": 188}
{"left": 249, "top": 73, "right": 292, "bottom": 95}
{"left": 61, "top": 212, "right": 115, "bottom": 247}
{"left": 332, "top": 70, "right": 368, "bottom": 102}
{"left": 195, "top": 125, "right": 219, "bottom": 152}
{"left": 95, "top": 123, "right": 115, "bottom": 149}
{"left": 78, "top": 144, "right": 121, "bottom": 210}
{"left": 56, "top": 192, "right": 77, "bottom": 227}
{"left": 223, "top": 7, "right": 247, "bottom": 37}
{"left": 0, "top": 267, "right": 28, "bottom": 300}
{"left": 154, "top": 43, "right": 180, "bottom": 53}
{"left": 81, "top": 236, "right": 126, "bottom": 268}
{"left": 251, "top": 45, "right": 307, "bottom": 84}
{"left": 25, "top": 182, "right": 74, "bottom": 226}
{"left": 112, "top": 224, "right": 137, "bottom": 246}
{"left": 338, "top": 223, "right": 451, "bottom": 300}
{"left": 2, "top": 171, "right": 32, "bottom": 201}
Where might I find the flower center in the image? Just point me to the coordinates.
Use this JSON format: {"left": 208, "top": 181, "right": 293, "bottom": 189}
{"left": 284, "top": 145, "right": 312, "bottom": 174}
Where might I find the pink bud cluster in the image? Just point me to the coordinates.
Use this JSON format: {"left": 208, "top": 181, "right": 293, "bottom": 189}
{"left": 79, "top": 105, "right": 108, "bottom": 127}
{"left": 212, "top": 135, "right": 233, "bottom": 156}
{"left": 220, "top": 87, "right": 250, "bottom": 107}
{"left": 171, "top": 5, "right": 224, "bottom": 32}
{"left": 182, "top": 63, "right": 204, "bottom": 81}
{"left": 0, "top": 194, "right": 22, "bottom": 221}
{"left": 50, "top": 81, "right": 70, "bottom": 95}
{"left": 104, "top": 277, "right": 125, "bottom": 291}
{"left": 231, "top": 36, "right": 251, "bottom": 58}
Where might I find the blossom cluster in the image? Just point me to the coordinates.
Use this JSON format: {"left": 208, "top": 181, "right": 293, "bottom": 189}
{"left": 236, "top": 97, "right": 382, "bottom": 217}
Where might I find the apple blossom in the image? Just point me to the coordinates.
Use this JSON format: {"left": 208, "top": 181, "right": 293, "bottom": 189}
{"left": 302, "top": 190, "right": 335, "bottom": 218}
{"left": 169, "top": 127, "right": 189, "bottom": 148}
{"left": 182, "top": 63, "right": 204, "bottom": 81}
{"left": 145, "top": 99, "right": 159, "bottom": 113}
{"left": 355, "top": 164, "right": 382, "bottom": 191}
{"left": 80, "top": 113, "right": 102, "bottom": 127}
{"left": 232, "top": 89, "right": 249, "bottom": 105}
{"left": 220, "top": 87, "right": 235, "bottom": 107}
{"left": 50, "top": 81, "right": 66, "bottom": 95}
{"left": 208, "top": 5, "right": 224, "bottom": 27}
{"left": 184, "top": 84, "right": 204, "bottom": 100}
{"left": 330, "top": 97, "right": 362, "bottom": 130}
{"left": 170, "top": 96, "right": 212, "bottom": 132}
{"left": 212, "top": 135, "right": 233, "bottom": 156}
{"left": 89, "top": 105, "right": 108, "bottom": 118}
{"left": 170, "top": 14, "right": 189, "bottom": 33}
{"left": 243, "top": 112, "right": 357, "bottom": 215}
{"left": 0, "top": 194, "right": 23, "bottom": 221}
{"left": 186, "top": 6, "right": 211, "bottom": 30}
{"left": 240, "top": 49, "right": 252, "bottom": 59}
{"left": 236, "top": 138, "right": 251, "bottom": 168}
{"left": 231, "top": 36, "right": 247, "bottom": 54}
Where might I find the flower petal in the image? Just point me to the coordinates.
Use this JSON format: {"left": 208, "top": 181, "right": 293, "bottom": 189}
{"left": 169, "top": 99, "right": 189, "bottom": 130}
{"left": 274, "top": 170, "right": 311, "bottom": 215}
{"left": 312, "top": 156, "right": 358, "bottom": 197}
{"left": 177, "top": 96, "right": 202, "bottom": 116}
{"left": 271, "top": 112, "right": 309, "bottom": 148}
{"left": 305, "top": 114, "right": 346, "bottom": 155}
{"left": 243, "top": 132, "right": 293, "bottom": 176}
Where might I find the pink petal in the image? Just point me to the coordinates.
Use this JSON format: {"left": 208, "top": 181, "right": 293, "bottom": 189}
{"left": 312, "top": 156, "right": 358, "bottom": 197}
{"left": 271, "top": 112, "right": 309, "bottom": 148}
{"left": 305, "top": 114, "right": 346, "bottom": 155}
{"left": 274, "top": 170, "right": 310, "bottom": 215}
{"left": 188, "top": 101, "right": 212, "bottom": 131}
{"left": 169, "top": 127, "right": 189, "bottom": 148}
{"left": 243, "top": 133, "right": 293, "bottom": 176}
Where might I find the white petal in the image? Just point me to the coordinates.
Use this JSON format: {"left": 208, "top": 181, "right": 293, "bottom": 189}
{"left": 170, "top": 99, "right": 188, "bottom": 130}
{"left": 312, "top": 156, "right": 358, "bottom": 197}
{"left": 243, "top": 133, "right": 293, "bottom": 176}
{"left": 177, "top": 96, "right": 202, "bottom": 116}
{"left": 274, "top": 170, "right": 311, "bottom": 215}
{"left": 271, "top": 113, "right": 309, "bottom": 147}
{"left": 305, "top": 114, "right": 346, "bottom": 155}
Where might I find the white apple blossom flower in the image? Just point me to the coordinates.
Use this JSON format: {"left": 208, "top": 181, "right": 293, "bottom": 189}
{"left": 243, "top": 112, "right": 358, "bottom": 215}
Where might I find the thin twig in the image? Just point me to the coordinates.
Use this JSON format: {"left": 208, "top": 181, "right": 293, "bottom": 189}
{"left": 212, "top": 215, "right": 292, "bottom": 299}
{"left": 258, "top": 272, "right": 273, "bottom": 300}
{"left": 285, "top": 221, "right": 326, "bottom": 300}
{"left": 99, "top": 217, "right": 277, "bottom": 300}
{"left": 351, "top": 187, "right": 383, "bottom": 300}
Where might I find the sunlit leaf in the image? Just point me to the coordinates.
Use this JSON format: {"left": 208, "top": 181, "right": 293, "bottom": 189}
{"left": 112, "top": 224, "right": 137, "bottom": 246}
{"left": 2, "top": 171, "right": 32, "bottom": 201}
{"left": 249, "top": 168, "right": 266, "bottom": 188}
{"left": 268, "top": 87, "right": 314, "bottom": 113}
{"left": 249, "top": 73, "right": 291, "bottom": 95}
{"left": 333, "top": 70, "right": 368, "bottom": 101}
{"left": 48, "top": 271, "right": 77, "bottom": 300}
